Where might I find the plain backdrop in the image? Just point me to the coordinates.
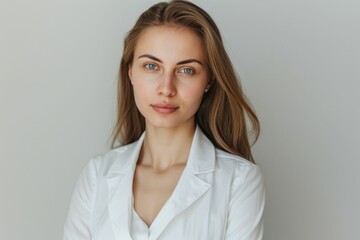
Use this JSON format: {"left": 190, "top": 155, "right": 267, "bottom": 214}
{"left": 1, "top": 0, "right": 359, "bottom": 239}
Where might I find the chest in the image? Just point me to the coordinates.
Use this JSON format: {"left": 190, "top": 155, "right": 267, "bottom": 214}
{"left": 90, "top": 159, "right": 233, "bottom": 240}
{"left": 132, "top": 164, "right": 185, "bottom": 227}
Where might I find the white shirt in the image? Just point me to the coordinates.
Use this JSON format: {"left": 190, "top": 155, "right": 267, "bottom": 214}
{"left": 64, "top": 126, "right": 265, "bottom": 240}
{"left": 131, "top": 208, "right": 150, "bottom": 239}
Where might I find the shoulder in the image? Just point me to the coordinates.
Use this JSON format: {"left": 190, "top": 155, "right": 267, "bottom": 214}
{"left": 214, "top": 148, "right": 263, "bottom": 185}
{"left": 88, "top": 140, "right": 140, "bottom": 177}
{"left": 213, "top": 148, "right": 264, "bottom": 207}
{"left": 214, "top": 149, "right": 265, "bottom": 239}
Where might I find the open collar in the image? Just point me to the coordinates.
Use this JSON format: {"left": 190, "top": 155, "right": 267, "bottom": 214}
{"left": 106, "top": 126, "right": 216, "bottom": 240}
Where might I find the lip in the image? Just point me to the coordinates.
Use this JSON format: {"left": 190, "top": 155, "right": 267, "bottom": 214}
{"left": 151, "top": 103, "right": 179, "bottom": 114}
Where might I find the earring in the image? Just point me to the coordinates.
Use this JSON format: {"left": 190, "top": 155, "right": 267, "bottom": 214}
{"left": 205, "top": 88, "right": 208, "bottom": 93}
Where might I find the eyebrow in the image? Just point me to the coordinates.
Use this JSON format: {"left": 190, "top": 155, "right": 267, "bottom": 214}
{"left": 138, "top": 54, "right": 203, "bottom": 66}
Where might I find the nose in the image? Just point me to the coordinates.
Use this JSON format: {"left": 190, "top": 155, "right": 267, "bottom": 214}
{"left": 157, "top": 71, "right": 177, "bottom": 97}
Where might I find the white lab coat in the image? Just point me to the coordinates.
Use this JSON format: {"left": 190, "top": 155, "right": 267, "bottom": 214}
{"left": 64, "top": 127, "right": 265, "bottom": 240}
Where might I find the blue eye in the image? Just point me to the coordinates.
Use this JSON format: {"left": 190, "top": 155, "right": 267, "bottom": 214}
{"left": 179, "top": 68, "right": 194, "bottom": 75}
{"left": 144, "top": 63, "right": 158, "bottom": 70}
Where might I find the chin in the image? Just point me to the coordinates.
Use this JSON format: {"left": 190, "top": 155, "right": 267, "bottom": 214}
{"left": 146, "top": 121, "right": 182, "bottom": 129}
{"left": 145, "top": 117, "right": 194, "bottom": 130}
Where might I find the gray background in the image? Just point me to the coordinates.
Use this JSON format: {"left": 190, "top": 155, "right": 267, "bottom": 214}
{"left": 1, "top": 0, "right": 359, "bottom": 239}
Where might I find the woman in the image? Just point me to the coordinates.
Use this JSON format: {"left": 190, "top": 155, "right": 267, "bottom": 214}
{"left": 64, "top": 1, "right": 265, "bottom": 239}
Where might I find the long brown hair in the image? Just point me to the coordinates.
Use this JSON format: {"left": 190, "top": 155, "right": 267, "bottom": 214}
{"left": 111, "top": 0, "right": 260, "bottom": 162}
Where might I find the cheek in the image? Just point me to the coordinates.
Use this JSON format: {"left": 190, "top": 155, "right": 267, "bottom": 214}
{"left": 183, "top": 88, "right": 205, "bottom": 107}
{"left": 133, "top": 85, "right": 148, "bottom": 105}
{"left": 132, "top": 89, "right": 148, "bottom": 117}
{"left": 132, "top": 72, "right": 150, "bottom": 95}
{"left": 132, "top": 80, "right": 155, "bottom": 111}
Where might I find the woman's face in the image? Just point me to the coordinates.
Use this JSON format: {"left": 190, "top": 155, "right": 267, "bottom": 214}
{"left": 128, "top": 25, "right": 210, "bottom": 130}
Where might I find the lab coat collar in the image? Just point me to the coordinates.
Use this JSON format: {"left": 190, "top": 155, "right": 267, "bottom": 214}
{"left": 106, "top": 126, "right": 215, "bottom": 240}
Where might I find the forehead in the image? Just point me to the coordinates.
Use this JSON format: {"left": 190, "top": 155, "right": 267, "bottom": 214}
{"left": 134, "top": 25, "right": 206, "bottom": 62}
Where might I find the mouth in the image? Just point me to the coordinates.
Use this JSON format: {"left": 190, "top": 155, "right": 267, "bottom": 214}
{"left": 150, "top": 104, "right": 179, "bottom": 114}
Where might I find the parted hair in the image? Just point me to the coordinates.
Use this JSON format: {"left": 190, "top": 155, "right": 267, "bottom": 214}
{"left": 111, "top": 0, "right": 260, "bottom": 162}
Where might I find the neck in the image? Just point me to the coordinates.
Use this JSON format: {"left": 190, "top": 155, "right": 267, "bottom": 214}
{"left": 139, "top": 124, "right": 196, "bottom": 171}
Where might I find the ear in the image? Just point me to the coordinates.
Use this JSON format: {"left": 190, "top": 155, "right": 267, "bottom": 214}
{"left": 128, "top": 64, "right": 133, "bottom": 80}
{"left": 206, "top": 75, "right": 215, "bottom": 90}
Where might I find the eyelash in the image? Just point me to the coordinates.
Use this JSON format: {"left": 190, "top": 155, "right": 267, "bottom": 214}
{"left": 143, "top": 63, "right": 195, "bottom": 75}
{"left": 144, "top": 63, "right": 158, "bottom": 71}
{"left": 178, "top": 68, "right": 195, "bottom": 75}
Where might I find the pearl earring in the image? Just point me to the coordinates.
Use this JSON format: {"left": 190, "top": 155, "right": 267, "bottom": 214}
{"left": 205, "top": 89, "right": 208, "bottom": 93}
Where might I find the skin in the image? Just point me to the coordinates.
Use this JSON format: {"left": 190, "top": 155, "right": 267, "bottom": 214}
{"left": 128, "top": 25, "right": 210, "bottom": 227}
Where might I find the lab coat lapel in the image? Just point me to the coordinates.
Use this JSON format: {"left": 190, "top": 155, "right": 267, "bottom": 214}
{"left": 149, "top": 127, "right": 216, "bottom": 240}
{"left": 106, "top": 134, "right": 145, "bottom": 240}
